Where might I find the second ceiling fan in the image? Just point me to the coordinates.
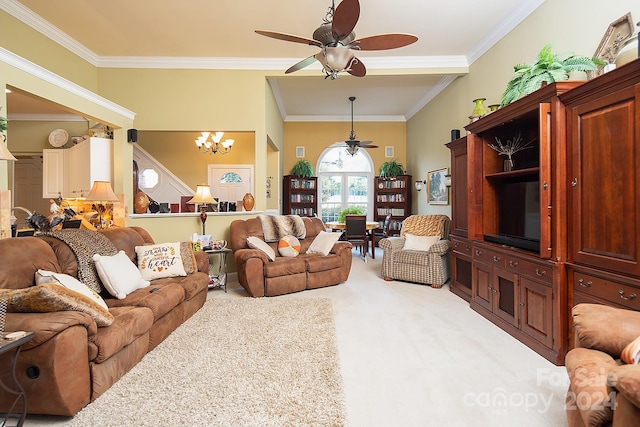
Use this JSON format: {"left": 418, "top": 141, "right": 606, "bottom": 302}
{"left": 255, "top": 0, "right": 418, "bottom": 79}
{"left": 340, "top": 96, "right": 378, "bottom": 156}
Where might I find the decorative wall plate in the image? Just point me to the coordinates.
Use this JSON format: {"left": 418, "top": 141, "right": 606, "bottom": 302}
{"left": 48, "top": 128, "right": 69, "bottom": 147}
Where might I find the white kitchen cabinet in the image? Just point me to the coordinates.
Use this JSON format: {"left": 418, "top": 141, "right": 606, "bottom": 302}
{"left": 42, "top": 137, "right": 112, "bottom": 198}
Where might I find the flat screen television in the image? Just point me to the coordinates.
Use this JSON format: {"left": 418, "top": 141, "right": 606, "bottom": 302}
{"left": 484, "top": 179, "right": 541, "bottom": 252}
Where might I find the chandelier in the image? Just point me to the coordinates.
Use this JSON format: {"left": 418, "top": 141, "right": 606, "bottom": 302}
{"left": 195, "top": 132, "right": 234, "bottom": 155}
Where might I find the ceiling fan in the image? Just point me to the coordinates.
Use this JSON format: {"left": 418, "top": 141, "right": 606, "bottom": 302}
{"left": 255, "top": 0, "right": 418, "bottom": 79}
{"left": 341, "top": 96, "right": 378, "bottom": 156}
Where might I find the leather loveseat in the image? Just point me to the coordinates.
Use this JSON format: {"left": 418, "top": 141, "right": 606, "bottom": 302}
{"left": 230, "top": 216, "right": 352, "bottom": 297}
{"left": 565, "top": 303, "right": 640, "bottom": 427}
{"left": 0, "top": 226, "right": 209, "bottom": 416}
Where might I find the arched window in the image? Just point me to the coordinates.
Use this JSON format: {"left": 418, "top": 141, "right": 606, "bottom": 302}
{"left": 219, "top": 172, "right": 243, "bottom": 183}
{"left": 317, "top": 145, "right": 374, "bottom": 222}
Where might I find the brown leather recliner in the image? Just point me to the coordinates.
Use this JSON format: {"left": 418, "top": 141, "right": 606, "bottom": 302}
{"left": 230, "top": 216, "right": 352, "bottom": 297}
{"left": 565, "top": 303, "right": 640, "bottom": 427}
{"left": 0, "top": 227, "right": 209, "bottom": 416}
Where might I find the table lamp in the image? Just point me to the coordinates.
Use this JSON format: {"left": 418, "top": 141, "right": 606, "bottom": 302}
{"left": 188, "top": 184, "right": 217, "bottom": 235}
{"left": 86, "top": 181, "right": 119, "bottom": 229}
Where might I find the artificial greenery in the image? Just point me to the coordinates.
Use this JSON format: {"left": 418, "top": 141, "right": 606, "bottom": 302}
{"left": 291, "top": 159, "right": 314, "bottom": 177}
{"left": 380, "top": 159, "right": 405, "bottom": 179}
{"left": 500, "top": 44, "right": 605, "bottom": 107}
{"left": 338, "top": 207, "right": 364, "bottom": 223}
{"left": 0, "top": 107, "right": 6, "bottom": 133}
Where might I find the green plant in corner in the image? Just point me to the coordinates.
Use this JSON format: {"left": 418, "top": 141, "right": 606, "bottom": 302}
{"left": 500, "top": 44, "right": 605, "bottom": 107}
{"left": 291, "top": 159, "right": 314, "bottom": 177}
{"left": 338, "top": 207, "right": 364, "bottom": 223}
{"left": 380, "top": 159, "right": 405, "bottom": 179}
{"left": 0, "top": 107, "right": 7, "bottom": 134}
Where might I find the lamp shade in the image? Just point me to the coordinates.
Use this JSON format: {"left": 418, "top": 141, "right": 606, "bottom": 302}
{"left": 0, "top": 139, "right": 16, "bottom": 161}
{"left": 86, "top": 181, "right": 119, "bottom": 202}
{"left": 188, "top": 184, "right": 217, "bottom": 205}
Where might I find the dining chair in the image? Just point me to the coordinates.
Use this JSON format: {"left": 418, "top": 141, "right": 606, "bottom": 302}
{"left": 372, "top": 213, "right": 392, "bottom": 250}
{"left": 344, "top": 214, "right": 369, "bottom": 261}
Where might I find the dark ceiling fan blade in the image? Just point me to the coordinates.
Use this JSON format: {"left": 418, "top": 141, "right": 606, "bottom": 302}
{"left": 332, "top": 0, "right": 360, "bottom": 42}
{"left": 255, "top": 30, "right": 322, "bottom": 47}
{"left": 285, "top": 56, "right": 318, "bottom": 74}
{"left": 347, "top": 58, "right": 366, "bottom": 77}
{"left": 353, "top": 34, "right": 418, "bottom": 51}
{"left": 360, "top": 141, "right": 378, "bottom": 148}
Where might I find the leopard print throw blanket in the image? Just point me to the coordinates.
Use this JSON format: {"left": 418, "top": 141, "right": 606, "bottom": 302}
{"left": 40, "top": 229, "right": 118, "bottom": 294}
{"left": 258, "top": 215, "right": 306, "bottom": 243}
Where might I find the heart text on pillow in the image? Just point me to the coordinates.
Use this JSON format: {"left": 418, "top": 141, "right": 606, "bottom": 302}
{"left": 135, "top": 242, "right": 187, "bottom": 280}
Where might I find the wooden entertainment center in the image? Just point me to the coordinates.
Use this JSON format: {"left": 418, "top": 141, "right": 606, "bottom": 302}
{"left": 447, "top": 59, "right": 640, "bottom": 365}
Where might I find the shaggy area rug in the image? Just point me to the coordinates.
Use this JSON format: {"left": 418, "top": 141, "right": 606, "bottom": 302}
{"left": 64, "top": 298, "right": 347, "bottom": 426}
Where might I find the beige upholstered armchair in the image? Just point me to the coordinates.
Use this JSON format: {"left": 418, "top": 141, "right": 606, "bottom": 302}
{"left": 379, "top": 214, "right": 451, "bottom": 288}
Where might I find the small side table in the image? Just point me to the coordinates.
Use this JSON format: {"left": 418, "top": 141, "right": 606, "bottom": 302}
{"left": 0, "top": 331, "right": 35, "bottom": 427}
{"left": 204, "top": 248, "right": 232, "bottom": 292}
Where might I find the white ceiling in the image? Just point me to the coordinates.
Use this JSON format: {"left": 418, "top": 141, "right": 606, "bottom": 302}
{"left": 3, "top": 0, "right": 545, "bottom": 121}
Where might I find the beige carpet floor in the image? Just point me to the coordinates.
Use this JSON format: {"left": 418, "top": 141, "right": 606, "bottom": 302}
{"left": 28, "top": 298, "right": 346, "bottom": 427}
{"left": 26, "top": 247, "right": 569, "bottom": 426}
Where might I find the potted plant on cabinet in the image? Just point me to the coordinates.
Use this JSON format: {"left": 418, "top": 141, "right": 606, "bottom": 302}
{"left": 380, "top": 159, "right": 405, "bottom": 179}
{"left": 291, "top": 159, "right": 314, "bottom": 177}
{"left": 500, "top": 43, "right": 605, "bottom": 107}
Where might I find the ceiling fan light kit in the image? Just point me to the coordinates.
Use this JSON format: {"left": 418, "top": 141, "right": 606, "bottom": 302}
{"left": 255, "top": 0, "right": 417, "bottom": 80}
{"left": 340, "top": 96, "right": 378, "bottom": 156}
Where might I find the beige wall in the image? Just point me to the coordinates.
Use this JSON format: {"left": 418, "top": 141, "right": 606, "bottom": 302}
{"left": 138, "top": 131, "right": 256, "bottom": 190}
{"left": 0, "top": 11, "right": 98, "bottom": 92}
{"left": 407, "top": 0, "right": 640, "bottom": 216}
{"left": 3, "top": 0, "right": 640, "bottom": 243}
{"left": 7, "top": 120, "right": 89, "bottom": 155}
{"left": 283, "top": 121, "right": 407, "bottom": 175}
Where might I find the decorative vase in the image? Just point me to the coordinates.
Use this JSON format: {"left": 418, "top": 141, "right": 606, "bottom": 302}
{"left": 488, "top": 104, "right": 500, "bottom": 113}
{"left": 134, "top": 190, "right": 149, "bottom": 214}
{"left": 504, "top": 158, "right": 514, "bottom": 172}
{"left": 472, "top": 98, "right": 489, "bottom": 117}
{"left": 242, "top": 192, "right": 255, "bottom": 211}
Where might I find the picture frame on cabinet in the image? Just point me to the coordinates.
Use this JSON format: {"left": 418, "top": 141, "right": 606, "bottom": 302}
{"left": 427, "top": 168, "right": 449, "bottom": 205}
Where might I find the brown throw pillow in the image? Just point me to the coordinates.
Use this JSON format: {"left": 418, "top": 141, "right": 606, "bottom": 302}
{"left": 180, "top": 241, "right": 198, "bottom": 274}
{"left": 0, "top": 283, "right": 114, "bottom": 327}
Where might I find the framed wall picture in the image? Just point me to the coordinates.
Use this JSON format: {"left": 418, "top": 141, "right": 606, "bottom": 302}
{"left": 296, "top": 146, "right": 305, "bottom": 158}
{"left": 385, "top": 146, "right": 394, "bottom": 158}
{"left": 427, "top": 168, "right": 449, "bottom": 205}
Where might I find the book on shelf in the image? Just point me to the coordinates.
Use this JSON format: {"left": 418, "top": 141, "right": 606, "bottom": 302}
{"left": 291, "top": 179, "right": 316, "bottom": 189}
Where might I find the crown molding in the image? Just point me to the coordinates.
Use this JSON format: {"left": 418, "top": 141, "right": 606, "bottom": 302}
{"left": 0, "top": 47, "right": 136, "bottom": 120}
{"left": 8, "top": 113, "right": 87, "bottom": 122}
{"left": 467, "top": 0, "right": 545, "bottom": 64}
{"left": 284, "top": 114, "right": 406, "bottom": 123}
{"left": 0, "top": 0, "right": 100, "bottom": 65}
{"left": 405, "top": 75, "right": 459, "bottom": 120}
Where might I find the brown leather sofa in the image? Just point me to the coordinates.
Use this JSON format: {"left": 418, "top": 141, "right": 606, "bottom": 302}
{"left": 0, "top": 227, "right": 209, "bottom": 416}
{"left": 565, "top": 303, "right": 640, "bottom": 427}
{"left": 230, "top": 216, "right": 352, "bottom": 297}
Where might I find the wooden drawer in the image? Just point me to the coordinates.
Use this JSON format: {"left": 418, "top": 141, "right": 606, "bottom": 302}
{"left": 452, "top": 237, "right": 472, "bottom": 257}
{"left": 572, "top": 272, "right": 640, "bottom": 311}
{"left": 473, "top": 246, "right": 505, "bottom": 268}
{"left": 505, "top": 256, "right": 553, "bottom": 286}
